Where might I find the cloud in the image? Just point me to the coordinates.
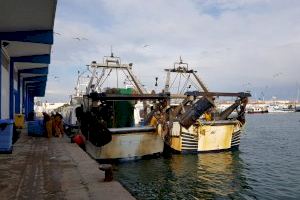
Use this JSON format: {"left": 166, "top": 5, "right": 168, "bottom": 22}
{"left": 44, "top": 0, "right": 300, "bottom": 101}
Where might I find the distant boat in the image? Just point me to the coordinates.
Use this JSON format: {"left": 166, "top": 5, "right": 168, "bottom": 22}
{"left": 267, "top": 104, "right": 294, "bottom": 113}
{"left": 247, "top": 106, "right": 268, "bottom": 114}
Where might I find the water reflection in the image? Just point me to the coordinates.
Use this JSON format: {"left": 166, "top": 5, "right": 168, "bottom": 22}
{"left": 116, "top": 114, "right": 300, "bottom": 199}
{"left": 116, "top": 151, "right": 254, "bottom": 200}
{"left": 196, "top": 152, "right": 252, "bottom": 199}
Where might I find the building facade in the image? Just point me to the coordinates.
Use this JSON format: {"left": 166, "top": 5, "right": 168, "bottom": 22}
{"left": 0, "top": 0, "right": 57, "bottom": 119}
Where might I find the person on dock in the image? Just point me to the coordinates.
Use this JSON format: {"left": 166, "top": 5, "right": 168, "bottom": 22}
{"left": 53, "top": 113, "right": 65, "bottom": 138}
{"left": 43, "top": 112, "right": 53, "bottom": 138}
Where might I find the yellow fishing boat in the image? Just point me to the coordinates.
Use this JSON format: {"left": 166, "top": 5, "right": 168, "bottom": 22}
{"left": 147, "top": 58, "right": 250, "bottom": 153}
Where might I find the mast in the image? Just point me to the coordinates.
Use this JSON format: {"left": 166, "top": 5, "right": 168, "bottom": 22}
{"left": 164, "top": 57, "right": 209, "bottom": 94}
{"left": 85, "top": 53, "right": 147, "bottom": 94}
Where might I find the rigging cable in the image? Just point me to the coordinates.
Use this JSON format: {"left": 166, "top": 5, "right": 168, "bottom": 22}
{"left": 95, "top": 68, "right": 106, "bottom": 90}
{"left": 99, "top": 69, "right": 113, "bottom": 87}
{"left": 120, "top": 69, "right": 137, "bottom": 90}
{"left": 169, "top": 73, "right": 179, "bottom": 91}
{"left": 179, "top": 74, "right": 191, "bottom": 94}
{"left": 177, "top": 73, "right": 182, "bottom": 94}
{"left": 181, "top": 73, "right": 201, "bottom": 91}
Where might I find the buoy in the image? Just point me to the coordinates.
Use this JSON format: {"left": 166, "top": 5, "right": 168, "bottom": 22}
{"left": 72, "top": 134, "right": 85, "bottom": 146}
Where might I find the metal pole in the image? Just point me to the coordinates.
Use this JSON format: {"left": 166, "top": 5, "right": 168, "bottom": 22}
{"left": 164, "top": 70, "right": 171, "bottom": 93}
{"left": 126, "top": 67, "right": 146, "bottom": 94}
{"left": 192, "top": 72, "right": 209, "bottom": 93}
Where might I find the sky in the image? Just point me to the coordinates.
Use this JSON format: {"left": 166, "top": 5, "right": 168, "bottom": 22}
{"left": 44, "top": 0, "right": 300, "bottom": 102}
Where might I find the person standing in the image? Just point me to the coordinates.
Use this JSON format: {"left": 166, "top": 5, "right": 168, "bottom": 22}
{"left": 53, "top": 113, "right": 65, "bottom": 137}
{"left": 42, "top": 112, "right": 53, "bottom": 138}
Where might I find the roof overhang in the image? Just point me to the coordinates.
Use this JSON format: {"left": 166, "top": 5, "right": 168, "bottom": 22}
{"left": 0, "top": 0, "right": 57, "bottom": 97}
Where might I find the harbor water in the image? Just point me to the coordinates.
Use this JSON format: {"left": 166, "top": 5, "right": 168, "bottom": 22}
{"left": 115, "top": 113, "right": 300, "bottom": 199}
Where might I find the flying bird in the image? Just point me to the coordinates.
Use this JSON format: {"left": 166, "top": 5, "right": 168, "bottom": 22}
{"left": 273, "top": 72, "right": 283, "bottom": 78}
{"left": 73, "top": 37, "right": 88, "bottom": 41}
{"left": 143, "top": 44, "right": 150, "bottom": 48}
{"left": 54, "top": 31, "right": 61, "bottom": 35}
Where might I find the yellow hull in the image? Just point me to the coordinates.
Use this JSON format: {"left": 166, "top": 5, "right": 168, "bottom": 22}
{"left": 167, "top": 121, "right": 241, "bottom": 153}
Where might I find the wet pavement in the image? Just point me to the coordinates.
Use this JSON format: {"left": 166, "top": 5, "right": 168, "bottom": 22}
{"left": 0, "top": 131, "right": 135, "bottom": 200}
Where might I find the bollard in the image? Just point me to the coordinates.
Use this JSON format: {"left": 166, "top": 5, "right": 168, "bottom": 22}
{"left": 99, "top": 164, "right": 113, "bottom": 182}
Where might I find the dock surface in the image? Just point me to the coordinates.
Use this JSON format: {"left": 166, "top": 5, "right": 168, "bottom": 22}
{"left": 0, "top": 131, "right": 135, "bottom": 200}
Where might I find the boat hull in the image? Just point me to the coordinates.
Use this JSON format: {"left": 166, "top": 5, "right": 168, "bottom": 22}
{"left": 165, "top": 121, "right": 241, "bottom": 153}
{"left": 85, "top": 131, "right": 164, "bottom": 161}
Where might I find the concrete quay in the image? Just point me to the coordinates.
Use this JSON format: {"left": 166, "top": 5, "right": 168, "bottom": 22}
{"left": 0, "top": 131, "right": 135, "bottom": 200}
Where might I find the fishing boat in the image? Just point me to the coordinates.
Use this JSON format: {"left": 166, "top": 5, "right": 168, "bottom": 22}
{"left": 62, "top": 70, "right": 91, "bottom": 129}
{"left": 147, "top": 58, "right": 250, "bottom": 153}
{"left": 267, "top": 104, "right": 294, "bottom": 113}
{"left": 75, "top": 54, "right": 168, "bottom": 161}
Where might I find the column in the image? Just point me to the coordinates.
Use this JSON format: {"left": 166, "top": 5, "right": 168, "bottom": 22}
{"left": 15, "top": 72, "right": 21, "bottom": 113}
{"left": 0, "top": 40, "right": 2, "bottom": 118}
{"left": 9, "top": 60, "right": 14, "bottom": 119}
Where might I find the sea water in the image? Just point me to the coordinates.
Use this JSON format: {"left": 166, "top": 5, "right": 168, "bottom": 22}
{"left": 115, "top": 113, "right": 300, "bottom": 199}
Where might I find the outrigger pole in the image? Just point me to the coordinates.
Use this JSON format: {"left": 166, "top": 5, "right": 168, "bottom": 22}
{"left": 86, "top": 54, "right": 147, "bottom": 95}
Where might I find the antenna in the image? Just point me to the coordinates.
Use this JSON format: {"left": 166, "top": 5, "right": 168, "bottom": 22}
{"left": 110, "top": 45, "right": 114, "bottom": 57}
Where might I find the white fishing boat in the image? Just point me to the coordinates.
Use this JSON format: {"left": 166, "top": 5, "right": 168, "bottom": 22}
{"left": 247, "top": 105, "right": 268, "bottom": 114}
{"left": 75, "top": 54, "right": 167, "bottom": 160}
{"left": 267, "top": 104, "right": 294, "bottom": 113}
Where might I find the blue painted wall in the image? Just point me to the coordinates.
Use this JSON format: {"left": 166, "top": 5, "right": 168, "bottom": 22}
{"left": 0, "top": 40, "right": 2, "bottom": 118}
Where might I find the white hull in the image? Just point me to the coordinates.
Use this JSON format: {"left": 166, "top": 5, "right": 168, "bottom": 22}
{"left": 85, "top": 129, "right": 164, "bottom": 160}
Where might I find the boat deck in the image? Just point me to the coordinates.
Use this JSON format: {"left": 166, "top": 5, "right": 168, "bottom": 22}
{"left": 0, "top": 130, "right": 135, "bottom": 200}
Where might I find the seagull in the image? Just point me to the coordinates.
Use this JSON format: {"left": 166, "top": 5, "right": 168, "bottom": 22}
{"left": 273, "top": 72, "right": 283, "bottom": 78}
{"left": 73, "top": 37, "right": 88, "bottom": 41}
{"left": 54, "top": 31, "right": 61, "bottom": 35}
{"left": 143, "top": 44, "right": 150, "bottom": 48}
